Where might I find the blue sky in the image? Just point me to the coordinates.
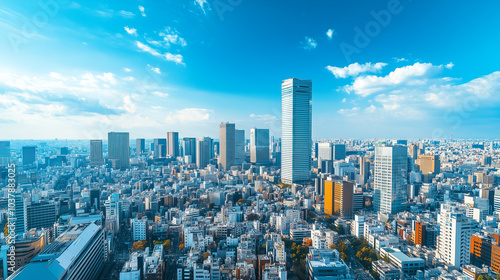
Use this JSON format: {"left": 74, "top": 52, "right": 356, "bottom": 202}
{"left": 0, "top": 0, "right": 499, "bottom": 140}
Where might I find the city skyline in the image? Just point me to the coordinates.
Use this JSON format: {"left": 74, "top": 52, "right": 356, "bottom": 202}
{"left": 0, "top": 1, "right": 499, "bottom": 139}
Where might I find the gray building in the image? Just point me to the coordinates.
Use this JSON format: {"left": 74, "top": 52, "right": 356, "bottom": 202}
{"left": 167, "top": 132, "right": 179, "bottom": 158}
{"left": 27, "top": 202, "right": 56, "bottom": 230}
{"left": 108, "top": 132, "right": 130, "bottom": 170}
{"left": 136, "top": 138, "right": 145, "bottom": 155}
{"left": 0, "top": 141, "right": 10, "bottom": 166}
{"left": 235, "top": 129, "right": 245, "bottom": 165}
{"left": 90, "top": 140, "right": 104, "bottom": 166}
{"left": 250, "top": 128, "right": 269, "bottom": 164}
{"left": 219, "top": 123, "right": 235, "bottom": 170}
{"left": 22, "top": 146, "right": 36, "bottom": 166}
{"left": 196, "top": 139, "right": 210, "bottom": 169}
{"left": 153, "top": 138, "right": 167, "bottom": 159}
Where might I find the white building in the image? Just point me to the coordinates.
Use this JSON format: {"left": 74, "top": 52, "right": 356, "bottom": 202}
{"left": 437, "top": 202, "right": 477, "bottom": 268}
{"left": 131, "top": 217, "right": 147, "bottom": 241}
{"left": 351, "top": 215, "right": 365, "bottom": 238}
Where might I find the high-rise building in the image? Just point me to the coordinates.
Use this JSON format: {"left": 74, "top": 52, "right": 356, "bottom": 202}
{"left": 13, "top": 192, "right": 27, "bottom": 237}
{"left": 204, "top": 137, "right": 215, "bottom": 159}
{"left": 59, "top": 147, "right": 69, "bottom": 155}
{"left": 219, "top": 123, "right": 235, "bottom": 170}
{"left": 0, "top": 141, "right": 10, "bottom": 166}
{"left": 417, "top": 155, "right": 440, "bottom": 174}
{"left": 332, "top": 144, "right": 346, "bottom": 160}
{"left": 90, "top": 140, "right": 104, "bottom": 166}
{"left": 281, "top": 78, "right": 312, "bottom": 184}
{"left": 27, "top": 202, "right": 56, "bottom": 230}
{"left": 136, "top": 138, "right": 145, "bottom": 155}
{"left": 167, "top": 132, "right": 179, "bottom": 158}
{"left": 373, "top": 143, "right": 408, "bottom": 215}
{"left": 132, "top": 217, "right": 147, "bottom": 241}
{"left": 196, "top": 139, "right": 210, "bottom": 169}
{"left": 22, "top": 146, "right": 36, "bottom": 166}
{"left": 317, "top": 143, "right": 333, "bottom": 167}
{"left": 324, "top": 180, "right": 353, "bottom": 218}
{"left": 408, "top": 144, "right": 418, "bottom": 160}
{"left": 90, "top": 189, "right": 101, "bottom": 210}
{"left": 107, "top": 132, "right": 130, "bottom": 170}
{"left": 153, "top": 138, "right": 167, "bottom": 159}
{"left": 250, "top": 128, "right": 269, "bottom": 164}
{"left": 359, "top": 157, "right": 370, "bottom": 185}
{"left": 437, "top": 202, "right": 477, "bottom": 268}
{"left": 235, "top": 129, "right": 245, "bottom": 165}
{"left": 9, "top": 223, "right": 105, "bottom": 280}
{"left": 181, "top": 137, "right": 197, "bottom": 160}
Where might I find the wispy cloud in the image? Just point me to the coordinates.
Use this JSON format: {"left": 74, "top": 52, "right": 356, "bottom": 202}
{"left": 124, "top": 26, "right": 137, "bottom": 36}
{"left": 301, "top": 36, "right": 317, "bottom": 50}
{"left": 326, "top": 62, "right": 387, "bottom": 79}
{"left": 119, "top": 10, "right": 135, "bottom": 18}
{"left": 136, "top": 41, "right": 185, "bottom": 65}
{"left": 166, "top": 108, "right": 213, "bottom": 122}
{"left": 138, "top": 5, "right": 146, "bottom": 17}
{"left": 148, "top": 64, "right": 161, "bottom": 74}
{"left": 159, "top": 27, "right": 187, "bottom": 47}
{"left": 194, "top": 0, "right": 208, "bottom": 14}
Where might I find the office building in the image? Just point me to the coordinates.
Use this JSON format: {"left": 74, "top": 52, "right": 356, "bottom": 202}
{"left": 153, "top": 138, "right": 167, "bottom": 159}
{"left": 27, "top": 202, "right": 56, "bottom": 230}
{"left": 235, "top": 129, "right": 245, "bottom": 165}
{"left": 0, "top": 141, "right": 10, "bottom": 166}
{"left": 181, "top": 137, "right": 197, "bottom": 162}
{"left": 136, "top": 138, "right": 145, "bottom": 155}
{"left": 436, "top": 202, "right": 477, "bottom": 268}
{"left": 381, "top": 247, "right": 424, "bottom": 276}
{"left": 306, "top": 248, "right": 350, "bottom": 280}
{"left": 417, "top": 155, "right": 440, "bottom": 174}
{"left": 373, "top": 144, "right": 408, "bottom": 215}
{"left": 332, "top": 144, "right": 346, "bottom": 160}
{"left": 281, "top": 78, "right": 312, "bottom": 184}
{"left": 317, "top": 143, "right": 333, "bottom": 171}
{"left": 359, "top": 157, "right": 370, "bottom": 185}
{"left": 9, "top": 223, "right": 105, "bottom": 280}
{"left": 90, "top": 189, "right": 100, "bottom": 210}
{"left": 203, "top": 137, "right": 215, "bottom": 159}
{"left": 22, "top": 146, "right": 36, "bottom": 166}
{"left": 108, "top": 132, "right": 130, "bottom": 170}
{"left": 250, "top": 128, "right": 269, "bottom": 164}
{"left": 324, "top": 180, "right": 353, "bottom": 218}
{"left": 14, "top": 192, "right": 27, "bottom": 237}
{"left": 90, "top": 140, "right": 104, "bottom": 166}
{"left": 167, "top": 131, "right": 179, "bottom": 158}
{"left": 408, "top": 144, "right": 418, "bottom": 160}
{"left": 132, "top": 217, "right": 147, "bottom": 241}
{"left": 196, "top": 138, "right": 210, "bottom": 169}
{"left": 219, "top": 123, "right": 235, "bottom": 170}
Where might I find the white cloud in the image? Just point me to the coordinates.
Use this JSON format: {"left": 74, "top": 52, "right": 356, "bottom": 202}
{"left": 148, "top": 64, "right": 161, "bottom": 74}
{"left": 342, "top": 98, "right": 346, "bottom": 103}
{"left": 250, "top": 114, "right": 278, "bottom": 121}
{"left": 445, "top": 62, "right": 454, "bottom": 69}
{"left": 138, "top": 5, "right": 146, "bottom": 17}
{"left": 326, "top": 62, "right": 387, "bottom": 79}
{"left": 166, "top": 108, "right": 212, "bottom": 122}
{"left": 194, "top": 0, "right": 208, "bottom": 14}
{"left": 136, "top": 41, "right": 185, "bottom": 65}
{"left": 393, "top": 57, "right": 408, "bottom": 62}
{"left": 338, "top": 107, "right": 360, "bottom": 116}
{"left": 119, "top": 10, "right": 135, "bottom": 18}
{"left": 159, "top": 27, "right": 187, "bottom": 47}
{"left": 302, "top": 36, "right": 317, "bottom": 50}
{"left": 326, "top": 29, "right": 334, "bottom": 39}
{"left": 123, "top": 67, "right": 132, "bottom": 72}
{"left": 151, "top": 91, "right": 168, "bottom": 97}
{"left": 123, "top": 95, "right": 136, "bottom": 113}
{"left": 345, "top": 62, "right": 444, "bottom": 97}
{"left": 124, "top": 26, "right": 137, "bottom": 36}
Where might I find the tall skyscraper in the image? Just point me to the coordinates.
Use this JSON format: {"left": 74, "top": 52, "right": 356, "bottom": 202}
{"left": 90, "top": 140, "right": 104, "bottom": 166}
{"left": 437, "top": 202, "right": 477, "bottom": 268}
{"left": 359, "top": 157, "right": 370, "bottom": 185}
{"left": 181, "top": 137, "right": 197, "bottom": 161}
{"left": 22, "top": 146, "right": 36, "bottom": 166}
{"left": 136, "top": 138, "right": 145, "bottom": 155}
{"left": 14, "top": 192, "right": 27, "bottom": 237}
{"left": 281, "top": 78, "right": 312, "bottom": 184}
{"left": 108, "top": 132, "right": 130, "bottom": 170}
{"left": 203, "top": 137, "right": 215, "bottom": 159}
{"left": 373, "top": 143, "right": 408, "bottom": 215}
{"left": 196, "top": 139, "right": 210, "bottom": 169}
{"left": 153, "top": 138, "right": 167, "bottom": 159}
{"left": 408, "top": 144, "right": 418, "bottom": 160}
{"left": 219, "top": 123, "right": 235, "bottom": 170}
{"left": 235, "top": 129, "right": 245, "bottom": 165}
{"left": 167, "top": 132, "right": 179, "bottom": 158}
{"left": 250, "top": 128, "right": 269, "bottom": 164}
{"left": 0, "top": 141, "right": 10, "bottom": 166}
{"left": 417, "top": 154, "right": 440, "bottom": 174}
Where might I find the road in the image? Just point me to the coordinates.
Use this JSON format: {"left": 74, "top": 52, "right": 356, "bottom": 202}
{"left": 342, "top": 238, "right": 375, "bottom": 280}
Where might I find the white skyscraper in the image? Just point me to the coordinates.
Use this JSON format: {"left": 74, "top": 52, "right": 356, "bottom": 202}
{"left": 437, "top": 202, "right": 476, "bottom": 268}
{"left": 373, "top": 143, "right": 408, "bottom": 214}
{"left": 250, "top": 128, "right": 269, "bottom": 164}
{"left": 281, "top": 78, "right": 312, "bottom": 184}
